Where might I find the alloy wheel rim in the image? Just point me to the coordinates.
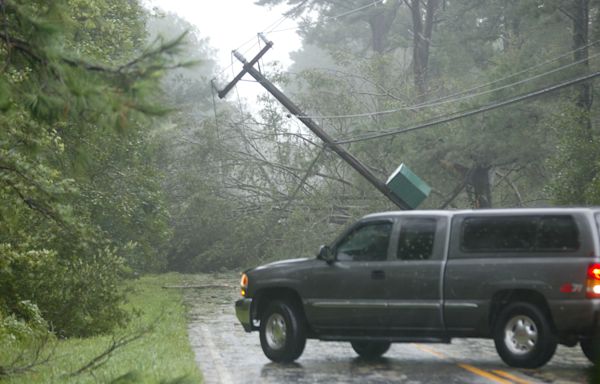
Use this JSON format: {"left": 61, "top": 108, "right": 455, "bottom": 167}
{"left": 504, "top": 315, "right": 538, "bottom": 355}
{"left": 265, "top": 313, "right": 287, "bottom": 350}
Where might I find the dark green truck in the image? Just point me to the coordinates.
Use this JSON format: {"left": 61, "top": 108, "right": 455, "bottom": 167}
{"left": 235, "top": 208, "right": 600, "bottom": 368}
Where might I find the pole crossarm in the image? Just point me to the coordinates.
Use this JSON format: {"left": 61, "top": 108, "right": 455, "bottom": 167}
{"left": 217, "top": 34, "right": 274, "bottom": 99}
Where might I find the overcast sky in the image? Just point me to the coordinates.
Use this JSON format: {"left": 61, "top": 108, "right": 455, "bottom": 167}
{"left": 145, "top": 0, "right": 301, "bottom": 103}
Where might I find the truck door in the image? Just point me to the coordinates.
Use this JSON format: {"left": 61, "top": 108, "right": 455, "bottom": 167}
{"left": 304, "top": 219, "right": 394, "bottom": 330}
{"left": 383, "top": 216, "right": 447, "bottom": 331}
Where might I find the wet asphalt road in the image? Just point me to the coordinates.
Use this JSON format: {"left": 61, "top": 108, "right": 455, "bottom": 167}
{"left": 183, "top": 275, "right": 598, "bottom": 384}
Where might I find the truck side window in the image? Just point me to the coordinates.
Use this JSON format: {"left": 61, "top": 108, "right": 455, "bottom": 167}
{"left": 536, "top": 216, "right": 579, "bottom": 251}
{"left": 336, "top": 222, "right": 392, "bottom": 261}
{"left": 397, "top": 218, "right": 436, "bottom": 260}
{"left": 461, "top": 215, "right": 579, "bottom": 252}
{"left": 462, "top": 217, "right": 537, "bottom": 252}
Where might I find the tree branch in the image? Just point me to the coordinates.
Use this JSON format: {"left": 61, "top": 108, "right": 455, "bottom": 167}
{"left": 558, "top": 6, "right": 576, "bottom": 21}
{"left": 0, "top": 333, "right": 55, "bottom": 377}
{"left": 0, "top": 29, "right": 187, "bottom": 75}
{"left": 65, "top": 323, "right": 155, "bottom": 378}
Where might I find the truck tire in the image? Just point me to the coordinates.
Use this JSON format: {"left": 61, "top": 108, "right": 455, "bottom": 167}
{"left": 493, "top": 302, "right": 557, "bottom": 368}
{"left": 580, "top": 337, "right": 600, "bottom": 365}
{"left": 350, "top": 341, "right": 391, "bottom": 359}
{"left": 259, "top": 300, "right": 306, "bottom": 363}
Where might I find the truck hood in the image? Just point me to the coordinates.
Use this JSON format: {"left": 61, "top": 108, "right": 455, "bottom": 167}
{"left": 251, "top": 258, "right": 312, "bottom": 272}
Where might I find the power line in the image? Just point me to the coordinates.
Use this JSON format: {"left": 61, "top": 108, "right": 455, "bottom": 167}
{"left": 334, "top": 71, "right": 600, "bottom": 144}
{"left": 411, "top": 40, "right": 599, "bottom": 106}
{"left": 233, "top": 36, "right": 598, "bottom": 120}
{"left": 233, "top": 0, "right": 311, "bottom": 53}
{"left": 328, "top": 0, "right": 385, "bottom": 19}
{"left": 263, "top": 25, "right": 302, "bottom": 35}
{"left": 266, "top": 23, "right": 598, "bottom": 116}
{"left": 214, "top": 0, "right": 312, "bottom": 79}
{"left": 214, "top": 6, "right": 297, "bottom": 79}
{"left": 265, "top": 0, "right": 386, "bottom": 35}
{"left": 214, "top": 40, "right": 260, "bottom": 80}
{"left": 214, "top": 1, "right": 386, "bottom": 90}
{"left": 235, "top": 16, "right": 288, "bottom": 52}
{"left": 295, "top": 50, "right": 600, "bottom": 119}
{"left": 225, "top": 0, "right": 386, "bottom": 76}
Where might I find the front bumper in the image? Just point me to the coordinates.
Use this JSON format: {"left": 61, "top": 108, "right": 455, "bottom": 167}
{"left": 235, "top": 298, "right": 253, "bottom": 332}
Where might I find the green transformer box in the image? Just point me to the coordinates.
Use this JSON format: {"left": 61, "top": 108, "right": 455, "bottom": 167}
{"left": 386, "top": 163, "right": 431, "bottom": 209}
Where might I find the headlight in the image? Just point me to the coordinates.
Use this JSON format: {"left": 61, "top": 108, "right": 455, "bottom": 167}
{"left": 240, "top": 273, "right": 248, "bottom": 297}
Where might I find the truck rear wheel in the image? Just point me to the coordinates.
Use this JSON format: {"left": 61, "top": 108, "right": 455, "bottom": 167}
{"left": 259, "top": 300, "right": 306, "bottom": 363}
{"left": 493, "top": 302, "right": 557, "bottom": 368}
{"left": 580, "top": 337, "right": 600, "bottom": 365}
{"left": 351, "top": 341, "right": 391, "bottom": 359}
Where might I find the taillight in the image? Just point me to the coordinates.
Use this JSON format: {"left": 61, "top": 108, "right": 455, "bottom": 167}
{"left": 586, "top": 263, "right": 600, "bottom": 298}
{"left": 240, "top": 273, "right": 248, "bottom": 297}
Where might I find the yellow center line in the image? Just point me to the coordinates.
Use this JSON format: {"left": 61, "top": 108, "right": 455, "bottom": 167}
{"left": 413, "top": 344, "right": 518, "bottom": 384}
{"left": 412, "top": 343, "right": 449, "bottom": 359}
{"left": 459, "top": 364, "right": 514, "bottom": 384}
{"left": 492, "top": 370, "right": 533, "bottom": 384}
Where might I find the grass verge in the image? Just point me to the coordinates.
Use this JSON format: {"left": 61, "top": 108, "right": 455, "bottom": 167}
{"left": 0, "top": 273, "right": 202, "bottom": 384}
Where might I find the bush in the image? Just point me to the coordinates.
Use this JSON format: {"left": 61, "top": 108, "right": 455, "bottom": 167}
{"left": 0, "top": 243, "right": 129, "bottom": 338}
{"left": 0, "top": 301, "right": 50, "bottom": 346}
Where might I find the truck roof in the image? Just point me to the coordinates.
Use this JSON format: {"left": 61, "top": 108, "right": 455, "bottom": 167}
{"left": 363, "top": 207, "right": 600, "bottom": 220}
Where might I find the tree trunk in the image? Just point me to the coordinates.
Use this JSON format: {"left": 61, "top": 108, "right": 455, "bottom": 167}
{"left": 572, "top": 0, "right": 593, "bottom": 136}
{"left": 368, "top": 1, "right": 400, "bottom": 55}
{"left": 367, "top": 1, "right": 401, "bottom": 130}
{"left": 440, "top": 159, "right": 493, "bottom": 208}
{"left": 468, "top": 165, "right": 493, "bottom": 208}
{"left": 409, "top": 0, "right": 439, "bottom": 101}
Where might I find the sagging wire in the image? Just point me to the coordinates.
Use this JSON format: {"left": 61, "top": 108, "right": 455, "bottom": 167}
{"left": 334, "top": 71, "right": 600, "bottom": 144}
{"left": 294, "top": 48, "right": 600, "bottom": 119}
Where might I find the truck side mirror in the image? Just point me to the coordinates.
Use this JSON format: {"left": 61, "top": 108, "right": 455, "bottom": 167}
{"left": 317, "top": 245, "right": 335, "bottom": 263}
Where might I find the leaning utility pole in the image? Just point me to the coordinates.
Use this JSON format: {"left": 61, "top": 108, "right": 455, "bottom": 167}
{"left": 215, "top": 34, "right": 411, "bottom": 210}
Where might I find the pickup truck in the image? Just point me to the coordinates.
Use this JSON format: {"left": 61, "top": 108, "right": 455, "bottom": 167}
{"left": 235, "top": 208, "right": 600, "bottom": 368}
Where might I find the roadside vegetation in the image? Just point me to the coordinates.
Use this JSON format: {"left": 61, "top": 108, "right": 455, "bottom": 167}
{"left": 0, "top": 0, "right": 201, "bottom": 380}
{"left": 0, "top": 274, "right": 201, "bottom": 383}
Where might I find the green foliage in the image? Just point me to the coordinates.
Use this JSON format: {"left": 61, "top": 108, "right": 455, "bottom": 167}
{"left": 65, "top": 0, "right": 146, "bottom": 62}
{"left": 0, "top": 275, "right": 202, "bottom": 383}
{"left": 0, "top": 0, "right": 187, "bottom": 341}
{"left": 546, "top": 106, "right": 600, "bottom": 205}
{"left": 160, "top": 74, "right": 368, "bottom": 271}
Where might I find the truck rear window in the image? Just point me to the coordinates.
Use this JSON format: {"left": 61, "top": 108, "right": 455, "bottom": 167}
{"left": 461, "top": 215, "right": 579, "bottom": 252}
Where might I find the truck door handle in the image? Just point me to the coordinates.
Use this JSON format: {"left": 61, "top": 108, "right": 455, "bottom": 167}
{"left": 371, "top": 270, "right": 385, "bottom": 280}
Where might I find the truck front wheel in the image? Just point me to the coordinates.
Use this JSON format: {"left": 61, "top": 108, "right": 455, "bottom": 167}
{"left": 493, "top": 302, "right": 557, "bottom": 368}
{"left": 259, "top": 300, "right": 306, "bottom": 363}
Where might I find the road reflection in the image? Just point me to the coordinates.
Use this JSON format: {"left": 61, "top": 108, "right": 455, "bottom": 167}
{"left": 261, "top": 362, "right": 305, "bottom": 381}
